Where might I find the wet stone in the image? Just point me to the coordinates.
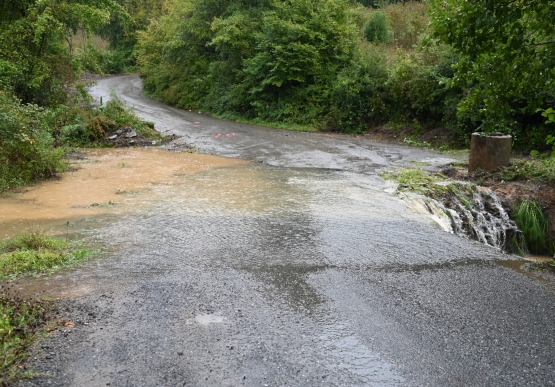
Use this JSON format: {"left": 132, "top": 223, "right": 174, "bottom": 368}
{"left": 124, "top": 129, "right": 137, "bottom": 138}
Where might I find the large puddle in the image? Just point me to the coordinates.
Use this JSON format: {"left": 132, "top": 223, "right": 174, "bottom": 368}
{"left": 0, "top": 148, "right": 247, "bottom": 239}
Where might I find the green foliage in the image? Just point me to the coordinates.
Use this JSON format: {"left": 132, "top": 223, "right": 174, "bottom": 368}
{"left": 384, "top": 47, "right": 460, "bottom": 127}
{"left": 381, "top": 168, "right": 446, "bottom": 197}
{"left": 429, "top": 0, "right": 555, "bottom": 136}
{"left": 363, "top": 11, "right": 390, "bottom": 43}
{"left": 508, "top": 158, "right": 555, "bottom": 183}
{"left": 327, "top": 46, "right": 388, "bottom": 132}
{"left": 0, "top": 92, "right": 68, "bottom": 192}
{"left": 0, "top": 297, "right": 50, "bottom": 382}
{"left": 136, "top": 0, "right": 462, "bottom": 135}
{"left": 72, "top": 44, "right": 136, "bottom": 75}
{"left": 513, "top": 200, "right": 549, "bottom": 254}
{"left": 138, "top": 0, "right": 361, "bottom": 129}
{"left": 382, "top": 1, "right": 429, "bottom": 48}
{"left": 94, "top": 0, "right": 165, "bottom": 73}
{"left": 60, "top": 94, "right": 162, "bottom": 146}
{"left": 0, "top": 232, "right": 90, "bottom": 279}
{"left": 0, "top": 231, "right": 89, "bottom": 382}
{"left": 0, "top": 0, "right": 123, "bottom": 106}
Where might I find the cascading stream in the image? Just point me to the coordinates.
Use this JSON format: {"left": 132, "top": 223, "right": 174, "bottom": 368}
{"left": 401, "top": 186, "right": 524, "bottom": 253}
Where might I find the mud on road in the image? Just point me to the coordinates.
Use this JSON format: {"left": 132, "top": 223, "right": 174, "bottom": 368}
{"left": 11, "top": 75, "right": 555, "bottom": 387}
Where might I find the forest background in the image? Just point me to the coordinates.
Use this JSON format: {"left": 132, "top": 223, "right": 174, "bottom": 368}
{"left": 1, "top": 0, "right": 554, "bottom": 191}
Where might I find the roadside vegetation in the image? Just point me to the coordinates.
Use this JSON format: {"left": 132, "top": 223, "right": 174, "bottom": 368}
{"left": 2, "top": 0, "right": 554, "bottom": 190}
{"left": 0, "top": 232, "right": 90, "bottom": 279}
{"left": 381, "top": 168, "right": 447, "bottom": 198}
{"left": 0, "top": 0, "right": 164, "bottom": 193}
{"left": 0, "top": 297, "right": 51, "bottom": 383}
{"left": 132, "top": 0, "right": 554, "bottom": 152}
{"left": 0, "top": 232, "right": 91, "bottom": 383}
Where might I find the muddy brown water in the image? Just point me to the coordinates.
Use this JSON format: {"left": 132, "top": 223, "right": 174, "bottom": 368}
{"left": 0, "top": 148, "right": 246, "bottom": 240}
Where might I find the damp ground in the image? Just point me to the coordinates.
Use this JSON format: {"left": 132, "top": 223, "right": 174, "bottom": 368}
{"left": 6, "top": 76, "right": 555, "bottom": 387}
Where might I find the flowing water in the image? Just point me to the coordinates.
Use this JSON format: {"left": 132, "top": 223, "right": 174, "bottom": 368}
{"left": 444, "top": 186, "right": 523, "bottom": 253}
{"left": 0, "top": 148, "right": 247, "bottom": 239}
{"left": 398, "top": 185, "right": 523, "bottom": 253}
{"left": 2, "top": 76, "right": 554, "bottom": 387}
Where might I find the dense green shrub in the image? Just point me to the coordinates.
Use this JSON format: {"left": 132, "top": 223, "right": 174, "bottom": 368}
{"left": 382, "top": 1, "right": 429, "bottom": 48}
{"left": 327, "top": 46, "right": 388, "bottom": 132}
{"left": 71, "top": 45, "right": 136, "bottom": 75}
{"left": 137, "top": 0, "right": 361, "bottom": 129}
{"left": 0, "top": 92, "right": 67, "bottom": 191}
{"left": 363, "top": 11, "right": 391, "bottom": 43}
{"left": 59, "top": 95, "right": 161, "bottom": 146}
{"left": 384, "top": 47, "right": 461, "bottom": 129}
{"left": 429, "top": 0, "right": 555, "bottom": 141}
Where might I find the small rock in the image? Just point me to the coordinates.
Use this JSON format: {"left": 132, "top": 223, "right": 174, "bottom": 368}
{"left": 108, "top": 134, "right": 118, "bottom": 140}
{"left": 177, "top": 351, "right": 184, "bottom": 355}
{"left": 125, "top": 129, "right": 137, "bottom": 138}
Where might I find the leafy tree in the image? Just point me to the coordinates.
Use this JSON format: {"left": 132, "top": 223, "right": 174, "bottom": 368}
{"left": 95, "top": 0, "right": 164, "bottom": 73}
{"left": 429, "top": 0, "right": 555, "bottom": 134}
{"left": 364, "top": 11, "right": 391, "bottom": 43}
{"left": 138, "top": 0, "right": 359, "bottom": 125}
{"left": 0, "top": 91, "right": 66, "bottom": 191}
{"left": 241, "top": 0, "right": 358, "bottom": 122}
{"left": 0, "top": 0, "right": 122, "bottom": 105}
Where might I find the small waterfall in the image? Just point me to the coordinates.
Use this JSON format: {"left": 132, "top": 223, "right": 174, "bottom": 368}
{"left": 398, "top": 192, "right": 454, "bottom": 233}
{"left": 398, "top": 185, "right": 524, "bottom": 253}
{"left": 442, "top": 186, "right": 523, "bottom": 253}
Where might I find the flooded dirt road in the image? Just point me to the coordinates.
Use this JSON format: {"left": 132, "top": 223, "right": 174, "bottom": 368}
{"left": 12, "top": 75, "right": 555, "bottom": 386}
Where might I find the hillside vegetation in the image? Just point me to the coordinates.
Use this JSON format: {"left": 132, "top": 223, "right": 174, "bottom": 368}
{"left": 1, "top": 0, "right": 554, "bottom": 190}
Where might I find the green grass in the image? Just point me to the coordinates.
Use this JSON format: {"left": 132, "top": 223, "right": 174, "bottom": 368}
{"left": 0, "top": 232, "right": 91, "bottom": 382}
{"left": 213, "top": 112, "right": 319, "bottom": 132}
{"left": 381, "top": 168, "right": 447, "bottom": 197}
{"left": 0, "top": 232, "right": 90, "bottom": 279}
{"left": 493, "top": 157, "right": 555, "bottom": 183}
{"left": 513, "top": 199, "right": 549, "bottom": 254}
{"left": 0, "top": 297, "right": 51, "bottom": 383}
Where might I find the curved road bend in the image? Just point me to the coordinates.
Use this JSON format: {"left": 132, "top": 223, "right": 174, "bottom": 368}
{"left": 17, "top": 75, "right": 555, "bottom": 386}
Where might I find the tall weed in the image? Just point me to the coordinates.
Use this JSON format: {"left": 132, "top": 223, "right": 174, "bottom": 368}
{"left": 513, "top": 200, "right": 549, "bottom": 254}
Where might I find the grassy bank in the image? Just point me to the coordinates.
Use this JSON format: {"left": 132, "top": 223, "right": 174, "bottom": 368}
{"left": 0, "top": 232, "right": 89, "bottom": 280}
{"left": 0, "top": 232, "right": 91, "bottom": 382}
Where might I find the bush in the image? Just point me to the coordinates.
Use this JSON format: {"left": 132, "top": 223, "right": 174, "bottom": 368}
{"left": 0, "top": 92, "right": 67, "bottom": 192}
{"left": 137, "top": 0, "right": 359, "bottom": 128}
{"left": 382, "top": 1, "right": 429, "bottom": 48}
{"left": 0, "top": 297, "right": 50, "bottom": 382}
{"left": 327, "top": 45, "right": 388, "bottom": 132}
{"left": 384, "top": 48, "right": 460, "bottom": 128}
{"left": 364, "top": 11, "right": 391, "bottom": 43}
{"left": 59, "top": 94, "right": 162, "bottom": 147}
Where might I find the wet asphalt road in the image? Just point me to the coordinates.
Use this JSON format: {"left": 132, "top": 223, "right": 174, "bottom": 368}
{"left": 16, "top": 75, "right": 555, "bottom": 386}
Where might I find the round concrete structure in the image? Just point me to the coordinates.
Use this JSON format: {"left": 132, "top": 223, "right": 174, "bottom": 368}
{"left": 468, "top": 132, "right": 512, "bottom": 173}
